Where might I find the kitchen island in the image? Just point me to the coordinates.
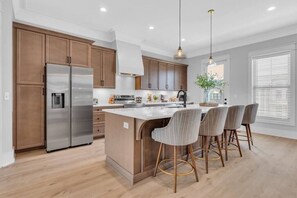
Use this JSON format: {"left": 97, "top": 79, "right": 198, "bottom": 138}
{"left": 103, "top": 105, "right": 211, "bottom": 184}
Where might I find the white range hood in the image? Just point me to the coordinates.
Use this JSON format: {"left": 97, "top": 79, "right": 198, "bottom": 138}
{"left": 115, "top": 40, "right": 144, "bottom": 76}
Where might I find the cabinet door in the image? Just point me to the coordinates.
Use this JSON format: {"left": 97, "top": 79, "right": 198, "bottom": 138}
{"left": 149, "top": 60, "right": 159, "bottom": 90}
{"left": 167, "top": 64, "right": 175, "bottom": 91}
{"left": 140, "top": 58, "right": 150, "bottom": 89}
{"left": 102, "top": 50, "right": 116, "bottom": 88}
{"left": 16, "top": 29, "right": 45, "bottom": 85}
{"left": 46, "top": 35, "right": 69, "bottom": 65}
{"left": 181, "top": 66, "right": 187, "bottom": 90}
{"left": 91, "top": 48, "right": 103, "bottom": 88}
{"left": 16, "top": 85, "right": 44, "bottom": 150}
{"left": 158, "top": 62, "right": 167, "bottom": 90}
{"left": 70, "top": 40, "right": 91, "bottom": 67}
{"left": 174, "top": 65, "right": 187, "bottom": 91}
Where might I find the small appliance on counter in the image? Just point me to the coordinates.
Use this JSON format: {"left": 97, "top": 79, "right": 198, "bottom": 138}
{"left": 114, "top": 95, "right": 144, "bottom": 108}
{"left": 136, "top": 96, "right": 142, "bottom": 103}
{"left": 93, "top": 98, "right": 98, "bottom": 105}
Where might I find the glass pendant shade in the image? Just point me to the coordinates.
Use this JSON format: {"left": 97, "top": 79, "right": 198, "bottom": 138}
{"left": 207, "top": 9, "right": 216, "bottom": 66}
{"left": 174, "top": 46, "right": 186, "bottom": 59}
{"left": 207, "top": 56, "right": 216, "bottom": 66}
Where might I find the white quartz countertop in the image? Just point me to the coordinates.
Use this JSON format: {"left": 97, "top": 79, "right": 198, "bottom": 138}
{"left": 144, "top": 101, "right": 194, "bottom": 106}
{"left": 103, "top": 105, "right": 216, "bottom": 121}
{"left": 93, "top": 103, "right": 124, "bottom": 108}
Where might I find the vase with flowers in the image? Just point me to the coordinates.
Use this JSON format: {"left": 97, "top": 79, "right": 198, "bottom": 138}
{"left": 195, "top": 73, "right": 227, "bottom": 106}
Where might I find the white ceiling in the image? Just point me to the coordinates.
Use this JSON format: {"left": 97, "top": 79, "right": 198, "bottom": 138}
{"left": 13, "top": 0, "right": 297, "bottom": 57}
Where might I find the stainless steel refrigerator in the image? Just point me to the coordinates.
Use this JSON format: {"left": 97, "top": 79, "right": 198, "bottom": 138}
{"left": 46, "top": 64, "right": 93, "bottom": 152}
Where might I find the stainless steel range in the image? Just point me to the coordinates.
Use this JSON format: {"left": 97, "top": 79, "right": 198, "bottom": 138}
{"left": 114, "top": 95, "right": 144, "bottom": 108}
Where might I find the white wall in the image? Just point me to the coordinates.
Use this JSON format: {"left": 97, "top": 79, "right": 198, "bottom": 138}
{"left": 187, "top": 34, "right": 297, "bottom": 139}
{"left": 0, "top": 0, "right": 14, "bottom": 167}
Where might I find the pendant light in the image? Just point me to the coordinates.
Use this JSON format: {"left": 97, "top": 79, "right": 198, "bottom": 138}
{"left": 207, "top": 9, "right": 216, "bottom": 66}
{"left": 174, "top": 0, "right": 186, "bottom": 59}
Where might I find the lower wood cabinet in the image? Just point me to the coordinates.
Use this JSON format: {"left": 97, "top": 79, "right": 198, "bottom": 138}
{"left": 16, "top": 85, "right": 45, "bottom": 150}
{"left": 93, "top": 106, "right": 123, "bottom": 138}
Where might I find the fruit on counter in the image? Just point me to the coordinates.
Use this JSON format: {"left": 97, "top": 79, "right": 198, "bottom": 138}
{"left": 108, "top": 95, "right": 115, "bottom": 104}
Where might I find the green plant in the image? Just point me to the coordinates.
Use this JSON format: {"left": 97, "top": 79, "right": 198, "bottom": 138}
{"left": 153, "top": 95, "right": 158, "bottom": 101}
{"left": 195, "top": 73, "right": 227, "bottom": 91}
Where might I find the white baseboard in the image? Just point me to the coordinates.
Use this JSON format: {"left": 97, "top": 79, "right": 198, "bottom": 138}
{"left": 240, "top": 126, "right": 297, "bottom": 140}
{"left": 1, "top": 149, "right": 15, "bottom": 167}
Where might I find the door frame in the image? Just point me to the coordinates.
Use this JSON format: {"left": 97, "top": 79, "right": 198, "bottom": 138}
{"left": 200, "top": 54, "right": 230, "bottom": 104}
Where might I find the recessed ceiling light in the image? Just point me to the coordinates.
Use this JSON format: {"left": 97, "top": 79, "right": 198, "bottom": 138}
{"left": 148, "top": 26, "right": 155, "bottom": 30}
{"left": 267, "top": 6, "right": 276, "bottom": 11}
{"left": 100, "top": 7, "right": 107, "bottom": 12}
{"left": 181, "top": 38, "right": 186, "bottom": 42}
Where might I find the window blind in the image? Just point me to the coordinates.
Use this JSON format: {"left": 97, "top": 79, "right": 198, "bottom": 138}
{"left": 252, "top": 52, "right": 292, "bottom": 122}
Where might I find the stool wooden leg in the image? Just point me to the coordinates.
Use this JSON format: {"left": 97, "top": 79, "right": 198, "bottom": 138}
{"left": 248, "top": 124, "right": 254, "bottom": 146}
{"left": 205, "top": 136, "right": 209, "bottom": 174}
{"left": 228, "top": 131, "right": 232, "bottom": 146}
{"left": 173, "top": 146, "right": 177, "bottom": 193}
{"left": 216, "top": 136, "right": 225, "bottom": 167}
{"left": 234, "top": 130, "right": 242, "bottom": 157}
{"left": 245, "top": 125, "right": 251, "bottom": 150}
{"left": 153, "top": 143, "right": 163, "bottom": 177}
{"left": 224, "top": 130, "right": 228, "bottom": 161}
{"left": 189, "top": 145, "right": 199, "bottom": 182}
{"left": 201, "top": 136, "right": 204, "bottom": 158}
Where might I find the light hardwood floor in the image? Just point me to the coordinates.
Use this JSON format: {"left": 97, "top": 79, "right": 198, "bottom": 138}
{"left": 0, "top": 133, "right": 297, "bottom": 198}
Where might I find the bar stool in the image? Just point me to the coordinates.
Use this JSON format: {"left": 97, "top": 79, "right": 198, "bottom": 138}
{"left": 199, "top": 107, "right": 228, "bottom": 174}
{"left": 152, "top": 109, "right": 202, "bottom": 193}
{"left": 241, "top": 103, "right": 259, "bottom": 150}
{"left": 223, "top": 105, "right": 245, "bottom": 161}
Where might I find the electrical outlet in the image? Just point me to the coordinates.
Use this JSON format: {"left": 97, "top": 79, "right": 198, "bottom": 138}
{"left": 123, "top": 122, "right": 129, "bottom": 129}
{"left": 4, "top": 92, "right": 9, "bottom": 101}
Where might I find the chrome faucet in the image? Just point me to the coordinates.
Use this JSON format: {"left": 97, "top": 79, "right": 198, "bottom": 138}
{"left": 177, "top": 90, "right": 187, "bottom": 108}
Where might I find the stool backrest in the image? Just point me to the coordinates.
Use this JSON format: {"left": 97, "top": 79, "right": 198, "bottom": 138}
{"left": 224, "top": 105, "right": 245, "bottom": 130}
{"left": 242, "top": 103, "right": 259, "bottom": 124}
{"left": 199, "top": 107, "right": 228, "bottom": 136}
{"left": 160, "top": 109, "right": 202, "bottom": 146}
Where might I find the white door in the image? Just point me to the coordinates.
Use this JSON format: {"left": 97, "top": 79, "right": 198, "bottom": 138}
{"left": 201, "top": 55, "right": 230, "bottom": 104}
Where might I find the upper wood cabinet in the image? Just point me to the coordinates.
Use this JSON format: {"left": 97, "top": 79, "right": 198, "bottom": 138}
{"left": 174, "top": 64, "right": 188, "bottom": 91}
{"left": 136, "top": 56, "right": 187, "bottom": 91}
{"left": 135, "top": 57, "right": 159, "bottom": 90}
{"left": 16, "top": 85, "right": 45, "bottom": 150}
{"left": 159, "top": 62, "right": 175, "bottom": 91}
{"left": 46, "top": 36, "right": 91, "bottom": 67}
{"left": 91, "top": 46, "right": 116, "bottom": 88}
{"left": 16, "top": 29, "right": 45, "bottom": 85}
{"left": 46, "top": 35, "right": 69, "bottom": 65}
{"left": 70, "top": 40, "right": 91, "bottom": 67}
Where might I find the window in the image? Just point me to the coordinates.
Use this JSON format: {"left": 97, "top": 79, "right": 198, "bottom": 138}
{"left": 201, "top": 55, "right": 230, "bottom": 104}
{"left": 250, "top": 45, "right": 296, "bottom": 126}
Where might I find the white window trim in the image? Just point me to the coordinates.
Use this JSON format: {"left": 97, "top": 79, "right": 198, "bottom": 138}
{"left": 248, "top": 44, "right": 296, "bottom": 126}
{"left": 201, "top": 55, "right": 230, "bottom": 103}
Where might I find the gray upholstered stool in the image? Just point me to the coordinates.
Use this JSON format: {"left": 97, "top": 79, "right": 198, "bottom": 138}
{"left": 241, "top": 103, "right": 259, "bottom": 150}
{"left": 152, "top": 109, "right": 202, "bottom": 193}
{"left": 223, "top": 105, "right": 245, "bottom": 161}
{"left": 199, "top": 107, "right": 228, "bottom": 174}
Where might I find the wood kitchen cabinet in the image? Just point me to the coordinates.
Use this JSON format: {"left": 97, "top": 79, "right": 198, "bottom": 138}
{"left": 16, "top": 29, "right": 45, "bottom": 85}
{"left": 93, "top": 106, "right": 123, "bottom": 138}
{"left": 16, "top": 85, "right": 45, "bottom": 150}
{"left": 46, "top": 37, "right": 91, "bottom": 67}
{"left": 91, "top": 46, "right": 116, "bottom": 88}
{"left": 136, "top": 56, "right": 187, "bottom": 91}
{"left": 159, "top": 62, "right": 175, "bottom": 91}
{"left": 174, "top": 64, "right": 187, "bottom": 91}
{"left": 135, "top": 57, "right": 159, "bottom": 90}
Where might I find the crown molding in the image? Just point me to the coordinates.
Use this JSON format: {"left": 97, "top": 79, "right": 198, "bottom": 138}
{"left": 187, "top": 23, "right": 297, "bottom": 58}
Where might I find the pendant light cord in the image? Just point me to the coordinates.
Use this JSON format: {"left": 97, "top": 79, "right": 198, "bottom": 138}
{"left": 179, "top": 0, "right": 181, "bottom": 48}
{"left": 210, "top": 10, "right": 213, "bottom": 57}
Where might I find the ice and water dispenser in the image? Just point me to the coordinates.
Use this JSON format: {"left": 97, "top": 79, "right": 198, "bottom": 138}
{"left": 51, "top": 93, "right": 65, "bottom": 109}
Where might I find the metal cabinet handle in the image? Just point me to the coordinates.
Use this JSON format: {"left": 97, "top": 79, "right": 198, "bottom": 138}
{"left": 69, "top": 56, "right": 72, "bottom": 64}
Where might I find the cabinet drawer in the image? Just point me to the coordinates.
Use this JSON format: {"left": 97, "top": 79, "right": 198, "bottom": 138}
{"left": 93, "top": 124, "right": 105, "bottom": 137}
{"left": 93, "top": 112, "right": 105, "bottom": 123}
{"left": 93, "top": 107, "right": 102, "bottom": 112}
